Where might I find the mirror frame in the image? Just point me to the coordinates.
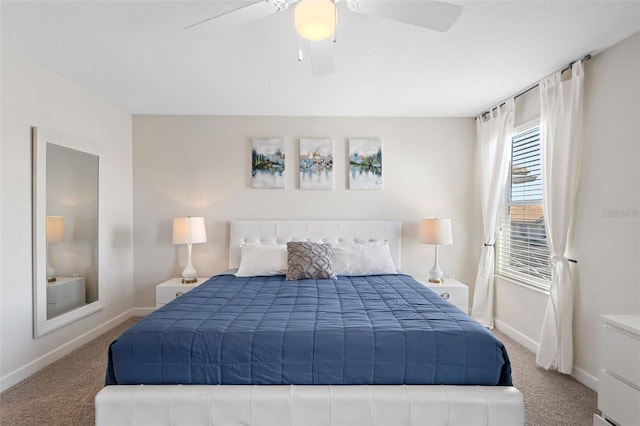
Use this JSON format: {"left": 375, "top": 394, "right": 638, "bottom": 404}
{"left": 32, "top": 127, "right": 106, "bottom": 337}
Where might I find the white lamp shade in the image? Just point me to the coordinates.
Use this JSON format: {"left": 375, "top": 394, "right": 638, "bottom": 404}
{"left": 172, "top": 217, "right": 207, "bottom": 245}
{"left": 46, "top": 216, "right": 65, "bottom": 243}
{"left": 420, "top": 218, "right": 453, "bottom": 245}
{"left": 294, "top": 0, "right": 336, "bottom": 41}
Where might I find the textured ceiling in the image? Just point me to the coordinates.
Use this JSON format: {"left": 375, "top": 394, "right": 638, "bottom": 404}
{"left": 1, "top": 1, "right": 639, "bottom": 117}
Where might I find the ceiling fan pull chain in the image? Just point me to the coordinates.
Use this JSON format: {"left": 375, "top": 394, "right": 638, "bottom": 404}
{"left": 298, "top": 37, "right": 304, "bottom": 62}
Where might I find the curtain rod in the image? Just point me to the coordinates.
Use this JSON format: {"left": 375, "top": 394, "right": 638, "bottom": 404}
{"left": 479, "top": 54, "right": 592, "bottom": 119}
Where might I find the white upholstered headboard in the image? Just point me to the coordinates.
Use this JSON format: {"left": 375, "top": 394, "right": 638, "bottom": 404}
{"left": 229, "top": 220, "right": 402, "bottom": 270}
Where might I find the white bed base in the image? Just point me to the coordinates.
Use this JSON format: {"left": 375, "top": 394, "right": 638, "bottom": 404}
{"left": 96, "top": 385, "right": 524, "bottom": 426}
{"left": 95, "top": 220, "right": 524, "bottom": 426}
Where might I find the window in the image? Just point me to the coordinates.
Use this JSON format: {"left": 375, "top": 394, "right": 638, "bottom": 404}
{"left": 496, "top": 126, "right": 552, "bottom": 288}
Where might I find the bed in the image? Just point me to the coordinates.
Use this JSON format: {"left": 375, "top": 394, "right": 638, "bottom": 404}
{"left": 95, "top": 220, "right": 523, "bottom": 425}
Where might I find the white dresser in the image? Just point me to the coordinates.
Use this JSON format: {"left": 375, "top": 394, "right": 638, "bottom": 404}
{"left": 594, "top": 314, "right": 640, "bottom": 426}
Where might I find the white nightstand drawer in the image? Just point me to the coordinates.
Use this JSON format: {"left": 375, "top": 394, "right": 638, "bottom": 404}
{"left": 598, "top": 315, "right": 640, "bottom": 425}
{"left": 155, "top": 277, "right": 207, "bottom": 308}
{"left": 592, "top": 413, "right": 611, "bottom": 426}
{"left": 598, "top": 370, "right": 640, "bottom": 426}
{"left": 603, "top": 320, "right": 640, "bottom": 388}
{"left": 420, "top": 279, "right": 469, "bottom": 313}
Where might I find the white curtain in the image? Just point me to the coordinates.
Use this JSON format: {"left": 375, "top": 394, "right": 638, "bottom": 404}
{"left": 536, "top": 61, "right": 584, "bottom": 373}
{"left": 471, "top": 99, "right": 515, "bottom": 329}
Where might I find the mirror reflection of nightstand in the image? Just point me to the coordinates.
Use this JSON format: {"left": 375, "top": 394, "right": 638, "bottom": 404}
{"left": 47, "top": 276, "right": 86, "bottom": 319}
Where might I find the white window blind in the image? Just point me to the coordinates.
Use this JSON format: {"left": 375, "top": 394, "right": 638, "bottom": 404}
{"left": 496, "top": 127, "right": 552, "bottom": 288}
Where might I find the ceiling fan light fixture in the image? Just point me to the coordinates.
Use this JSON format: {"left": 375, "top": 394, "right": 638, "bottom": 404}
{"left": 294, "top": 0, "right": 337, "bottom": 41}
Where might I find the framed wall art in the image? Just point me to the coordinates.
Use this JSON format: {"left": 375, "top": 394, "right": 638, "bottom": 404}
{"left": 251, "top": 138, "right": 285, "bottom": 189}
{"left": 299, "top": 138, "right": 333, "bottom": 190}
{"left": 348, "top": 138, "right": 382, "bottom": 190}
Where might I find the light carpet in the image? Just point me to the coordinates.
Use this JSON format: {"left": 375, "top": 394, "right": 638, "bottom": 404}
{"left": 0, "top": 318, "right": 596, "bottom": 425}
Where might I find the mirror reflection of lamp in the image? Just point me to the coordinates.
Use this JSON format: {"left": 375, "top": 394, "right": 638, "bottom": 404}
{"left": 46, "top": 215, "right": 65, "bottom": 282}
{"left": 172, "top": 217, "right": 207, "bottom": 284}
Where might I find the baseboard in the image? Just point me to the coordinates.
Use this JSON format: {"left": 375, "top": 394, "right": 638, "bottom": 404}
{"left": 0, "top": 308, "right": 137, "bottom": 393}
{"left": 572, "top": 365, "right": 598, "bottom": 392}
{"left": 131, "top": 307, "right": 155, "bottom": 317}
{"left": 494, "top": 318, "right": 540, "bottom": 353}
{"left": 494, "top": 317, "right": 599, "bottom": 392}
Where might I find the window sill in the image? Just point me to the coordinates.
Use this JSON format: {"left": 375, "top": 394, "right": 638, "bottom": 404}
{"left": 495, "top": 274, "right": 550, "bottom": 296}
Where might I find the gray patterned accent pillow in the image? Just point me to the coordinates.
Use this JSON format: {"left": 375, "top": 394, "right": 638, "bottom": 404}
{"left": 286, "top": 241, "right": 336, "bottom": 280}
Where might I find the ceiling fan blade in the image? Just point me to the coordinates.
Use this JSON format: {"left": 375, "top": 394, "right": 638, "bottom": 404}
{"left": 185, "top": 1, "right": 282, "bottom": 37}
{"left": 349, "top": 0, "right": 462, "bottom": 32}
{"left": 309, "top": 38, "right": 335, "bottom": 77}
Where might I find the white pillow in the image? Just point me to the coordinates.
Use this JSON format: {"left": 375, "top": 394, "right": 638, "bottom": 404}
{"left": 235, "top": 245, "right": 288, "bottom": 277}
{"left": 332, "top": 241, "right": 397, "bottom": 276}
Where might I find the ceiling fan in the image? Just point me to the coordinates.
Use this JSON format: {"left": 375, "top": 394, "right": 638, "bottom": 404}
{"left": 185, "top": 0, "right": 463, "bottom": 77}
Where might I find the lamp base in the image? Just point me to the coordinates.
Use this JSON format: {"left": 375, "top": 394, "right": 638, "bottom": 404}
{"left": 428, "top": 244, "right": 445, "bottom": 284}
{"left": 181, "top": 277, "right": 198, "bottom": 284}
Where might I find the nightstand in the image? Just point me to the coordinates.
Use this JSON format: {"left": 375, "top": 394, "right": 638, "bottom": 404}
{"left": 155, "top": 277, "right": 208, "bottom": 309}
{"left": 47, "top": 276, "right": 86, "bottom": 317}
{"left": 420, "top": 278, "right": 469, "bottom": 313}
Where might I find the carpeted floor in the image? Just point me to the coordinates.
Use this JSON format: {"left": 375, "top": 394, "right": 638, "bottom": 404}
{"left": 492, "top": 330, "right": 597, "bottom": 426}
{"left": 0, "top": 318, "right": 596, "bottom": 425}
{"left": 0, "top": 318, "right": 138, "bottom": 426}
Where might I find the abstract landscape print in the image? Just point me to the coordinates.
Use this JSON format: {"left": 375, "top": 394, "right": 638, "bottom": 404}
{"left": 349, "top": 138, "right": 382, "bottom": 190}
{"left": 252, "top": 138, "right": 285, "bottom": 189}
{"left": 299, "top": 138, "right": 333, "bottom": 190}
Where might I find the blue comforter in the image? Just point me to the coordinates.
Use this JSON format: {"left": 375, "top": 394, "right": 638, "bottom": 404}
{"left": 106, "top": 274, "right": 512, "bottom": 386}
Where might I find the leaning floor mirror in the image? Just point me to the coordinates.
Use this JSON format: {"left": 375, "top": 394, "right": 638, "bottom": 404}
{"left": 32, "top": 127, "right": 105, "bottom": 337}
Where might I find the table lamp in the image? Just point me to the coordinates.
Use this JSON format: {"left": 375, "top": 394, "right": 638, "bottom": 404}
{"left": 46, "top": 215, "right": 65, "bottom": 282}
{"left": 421, "top": 218, "right": 453, "bottom": 283}
{"left": 172, "top": 217, "right": 207, "bottom": 283}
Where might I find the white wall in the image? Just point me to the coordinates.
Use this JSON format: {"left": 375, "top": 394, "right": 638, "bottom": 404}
{"left": 494, "top": 32, "right": 640, "bottom": 390}
{"left": 132, "top": 116, "right": 481, "bottom": 308}
{"left": 0, "top": 48, "right": 134, "bottom": 391}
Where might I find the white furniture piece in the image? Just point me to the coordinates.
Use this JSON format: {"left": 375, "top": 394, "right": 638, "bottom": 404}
{"left": 47, "top": 276, "right": 85, "bottom": 318}
{"left": 594, "top": 314, "right": 640, "bottom": 426}
{"left": 155, "top": 277, "right": 207, "bottom": 309}
{"left": 96, "top": 220, "right": 523, "bottom": 426}
{"left": 96, "top": 384, "right": 524, "bottom": 426}
{"left": 421, "top": 278, "right": 469, "bottom": 314}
